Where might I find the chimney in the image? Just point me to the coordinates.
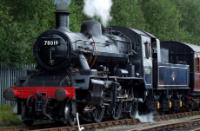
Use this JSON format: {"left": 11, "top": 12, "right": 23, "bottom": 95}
{"left": 55, "top": 11, "right": 70, "bottom": 30}
{"left": 54, "top": 0, "right": 71, "bottom": 30}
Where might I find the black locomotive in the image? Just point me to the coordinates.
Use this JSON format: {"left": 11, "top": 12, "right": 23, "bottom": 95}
{"left": 3, "top": 8, "right": 200, "bottom": 126}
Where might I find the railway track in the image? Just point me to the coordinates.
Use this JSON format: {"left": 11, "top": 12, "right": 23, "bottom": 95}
{"left": 1, "top": 111, "right": 200, "bottom": 131}
{"left": 129, "top": 114, "right": 200, "bottom": 131}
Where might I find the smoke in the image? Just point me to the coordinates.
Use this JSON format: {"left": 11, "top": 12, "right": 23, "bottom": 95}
{"left": 134, "top": 111, "right": 154, "bottom": 123}
{"left": 83, "top": 0, "right": 113, "bottom": 26}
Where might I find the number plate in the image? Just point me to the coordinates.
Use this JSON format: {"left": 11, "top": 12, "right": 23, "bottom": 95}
{"left": 42, "top": 38, "right": 60, "bottom": 46}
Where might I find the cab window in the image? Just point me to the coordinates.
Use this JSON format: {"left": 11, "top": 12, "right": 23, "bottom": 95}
{"left": 144, "top": 42, "right": 151, "bottom": 59}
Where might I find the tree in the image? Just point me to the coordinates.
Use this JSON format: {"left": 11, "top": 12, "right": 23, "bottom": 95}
{"left": 141, "top": 0, "right": 187, "bottom": 41}
{"left": 69, "top": 0, "right": 87, "bottom": 32}
{"left": 111, "top": 0, "right": 146, "bottom": 30}
{"left": 174, "top": 0, "right": 200, "bottom": 43}
{"left": 0, "top": 0, "right": 54, "bottom": 65}
{"left": 0, "top": 5, "right": 23, "bottom": 64}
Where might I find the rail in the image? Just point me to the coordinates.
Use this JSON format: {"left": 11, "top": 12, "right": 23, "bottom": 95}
{"left": 0, "top": 111, "right": 200, "bottom": 131}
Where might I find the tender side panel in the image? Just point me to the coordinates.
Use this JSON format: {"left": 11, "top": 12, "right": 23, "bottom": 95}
{"left": 158, "top": 63, "right": 189, "bottom": 89}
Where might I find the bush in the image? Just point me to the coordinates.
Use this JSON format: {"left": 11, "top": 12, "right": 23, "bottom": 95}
{"left": 0, "top": 104, "right": 21, "bottom": 126}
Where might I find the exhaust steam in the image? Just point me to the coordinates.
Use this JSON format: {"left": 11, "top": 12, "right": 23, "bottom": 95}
{"left": 134, "top": 111, "right": 154, "bottom": 123}
{"left": 83, "top": 0, "right": 113, "bottom": 26}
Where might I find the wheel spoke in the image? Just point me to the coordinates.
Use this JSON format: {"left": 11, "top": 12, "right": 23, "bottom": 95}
{"left": 92, "top": 106, "right": 105, "bottom": 123}
{"left": 112, "top": 103, "right": 122, "bottom": 120}
{"left": 129, "top": 102, "right": 137, "bottom": 119}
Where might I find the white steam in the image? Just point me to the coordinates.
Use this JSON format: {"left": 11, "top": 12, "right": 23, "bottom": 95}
{"left": 83, "top": 0, "right": 113, "bottom": 26}
{"left": 134, "top": 111, "right": 154, "bottom": 123}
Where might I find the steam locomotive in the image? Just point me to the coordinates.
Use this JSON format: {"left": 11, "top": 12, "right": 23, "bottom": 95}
{"left": 3, "top": 9, "right": 200, "bottom": 126}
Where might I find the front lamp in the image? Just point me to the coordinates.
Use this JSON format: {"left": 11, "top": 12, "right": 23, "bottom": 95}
{"left": 55, "top": 88, "right": 67, "bottom": 101}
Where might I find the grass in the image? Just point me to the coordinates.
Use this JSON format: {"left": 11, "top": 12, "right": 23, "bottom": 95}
{"left": 0, "top": 104, "right": 22, "bottom": 126}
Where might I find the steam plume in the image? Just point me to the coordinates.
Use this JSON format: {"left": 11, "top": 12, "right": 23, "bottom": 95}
{"left": 135, "top": 111, "right": 154, "bottom": 123}
{"left": 83, "top": 0, "right": 113, "bottom": 26}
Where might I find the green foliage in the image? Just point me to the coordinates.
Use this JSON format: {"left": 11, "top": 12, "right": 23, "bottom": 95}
{"left": 0, "top": 104, "right": 21, "bottom": 125}
{"left": 111, "top": 0, "right": 146, "bottom": 29}
{"left": 70, "top": 0, "right": 87, "bottom": 32}
{"left": 174, "top": 0, "right": 200, "bottom": 43}
{"left": 0, "top": 0, "right": 54, "bottom": 65}
{"left": 0, "top": 5, "right": 22, "bottom": 64}
{"left": 141, "top": 0, "right": 187, "bottom": 41}
{"left": 1, "top": 0, "right": 200, "bottom": 65}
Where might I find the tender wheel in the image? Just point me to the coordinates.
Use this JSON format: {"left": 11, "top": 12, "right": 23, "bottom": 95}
{"left": 92, "top": 106, "right": 105, "bottom": 123}
{"left": 23, "top": 120, "right": 34, "bottom": 126}
{"left": 129, "top": 102, "right": 137, "bottom": 119}
{"left": 112, "top": 102, "right": 122, "bottom": 120}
